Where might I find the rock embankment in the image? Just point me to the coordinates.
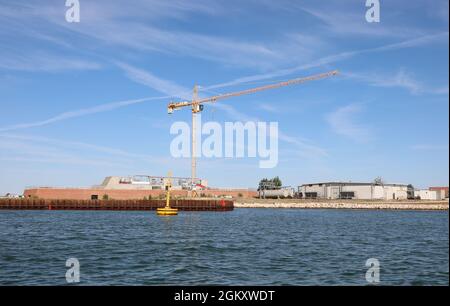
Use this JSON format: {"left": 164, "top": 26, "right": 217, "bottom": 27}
{"left": 234, "top": 201, "right": 449, "bottom": 210}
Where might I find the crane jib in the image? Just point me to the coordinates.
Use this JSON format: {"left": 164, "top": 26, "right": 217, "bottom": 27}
{"left": 166, "top": 69, "right": 339, "bottom": 194}
{"left": 168, "top": 70, "right": 338, "bottom": 112}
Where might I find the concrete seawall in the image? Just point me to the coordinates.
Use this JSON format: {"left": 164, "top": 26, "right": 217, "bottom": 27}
{"left": 234, "top": 201, "right": 449, "bottom": 211}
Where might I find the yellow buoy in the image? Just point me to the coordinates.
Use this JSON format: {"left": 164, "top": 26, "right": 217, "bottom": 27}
{"left": 157, "top": 171, "right": 178, "bottom": 216}
{"left": 156, "top": 207, "right": 178, "bottom": 216}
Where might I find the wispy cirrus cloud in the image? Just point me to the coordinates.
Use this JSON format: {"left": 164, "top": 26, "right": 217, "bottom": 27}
{"left": 260, "top": 0, "right": 448, "bottom": 38}
{"left": 298, "top": 5, "right": 423, "bottom": 38}
{"left": 1, "top": 1, "right": 326, "bottom": 71}
{"left": 326, "top": 103, "right": 372, "bottom": 143}
{"left": 2, "top": 1, "right": 447, "bottom": 76}
{"left": 206, "top": 32, "right": 449, "bottom": 90}
{"left": 0, "top": 133, "right": 178, "bottom": 166}
{"left": 0, "top": 96, "right": 168, "bottom": 132}
{"left": 1, "top": 30, "right": 447, "bottom": 133}
{"left": 0, "top": 131, "right": 193, "bottom": 193}
{"left": 343, "top": 69, "right": 449, "bottom": 95}
{"left": 257, "top": 102, "right": 301, "bottom": 116}
{"left": 57, "top": 20, "right": 321, "bottom": 70}
{"left": 0, "top": 137, "right": 130, "bottom": 168}
{"left": 259, "top": 103, "right": 281, "bottom": 114}
{"left": 116, "top": 64, "right": 328, "bottom": 158}
{"left": 0, "top": 50, "right": 101, "bottom": 72}
{"left": 211, "top": 103, "right": 328, "bottom": 158}
{"left": 116, "top": 62, "right": 193, "bottom": 100}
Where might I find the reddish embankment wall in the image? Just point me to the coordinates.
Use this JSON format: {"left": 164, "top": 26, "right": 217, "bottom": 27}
{"left": 0, "top": 199, "right": 234, "bottom": 212}
{"left": 23, "top": 188, "right": 257, "bottom": 200}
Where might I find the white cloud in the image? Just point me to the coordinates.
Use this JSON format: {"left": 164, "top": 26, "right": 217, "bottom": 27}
{"left": 1, "top": 1, "right": 447, "bottom": 75}
{"left": 326, "top": 103, "right": 372, "bottom": 143}
{"left": 2, "top": 29, "right": 447, "bottom": 133}
{"left": 260, "top": 0, "right": 446, "bottom": 39}
{"left": 364, "top": 70, "right": 424, "bottom": 94}
{"left": 0, "top": 1, "right": 326, "bottom": 70}
{"left": 210, "top": 103, "right": 327, "bottom": 158}
{"left": 0, "top": 133, "right": 177, "bottom": 166}
{"left": 431, "top": 86, "right": 449, "bottom": 95}
{"left": 343, "top": 69, "right": 449, "bottom": 96}
{"left": 0, "top": 96, "right": 168, "bottom": 132}
{"left": 0, "top": 138, "right": 129, "bottom": 168}
{"left": 116, "top": 65, "right": 328, "bottom": 159}
{"left": 372, "top": 32, "right": 449, "bottom": 52}
{"left": 57, "top": 21, "right": 320, "bottom": 70}
{"left": 0, "top": 51, "right": 101, "bottom": 72}
{"left": 298, "top": 5, "right": 423, "bottom": 38}
{"left": 116, "top": 62, "right": 193, "bottom": 100}
{"left": 206, "top": 32, "right": 449, "bottom": 91}
{"left": 259, "top": 103, "right": 280, "bottom": 114}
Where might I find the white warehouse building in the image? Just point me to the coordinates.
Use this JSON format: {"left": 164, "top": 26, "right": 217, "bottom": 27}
{"left": 414, "top": 189, "right": 446, "bottom": 201}
{"left": 298, "top": 182, "right": 414, "bottom": 200}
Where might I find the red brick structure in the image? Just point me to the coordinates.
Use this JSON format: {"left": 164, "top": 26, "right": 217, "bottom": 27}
{"left": 429, "top": 187, "right": 449, "bottom": 199}
{"left": 23, "top": 188, "right": 257, "bottom": 200}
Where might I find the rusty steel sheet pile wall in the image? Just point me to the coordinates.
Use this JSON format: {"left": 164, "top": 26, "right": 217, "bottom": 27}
{"left": 0, "top": 199, "right": 234, "bottom": 212}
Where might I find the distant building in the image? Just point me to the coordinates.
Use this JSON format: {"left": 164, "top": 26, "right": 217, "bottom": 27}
{"left": 0, "top": 193, "right": 23, "bottom": 199}
{"left": 100, "top": 176, "right": 208, "bottom": 191}
{"left": 259, "top": 187, "right": 295, "bottom": 199}
{"left": 298, "top": 182, "right": 414, "bottom": 200}
{"left": 23, "top": 175, "right": 257, "bottom": 200}
{"left": 429, "top": 187, "right": 449, "bottom": 199}
{"left": 414, "top": 189, "right": 445, "bottom": 201}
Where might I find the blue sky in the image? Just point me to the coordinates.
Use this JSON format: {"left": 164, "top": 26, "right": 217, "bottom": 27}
{"left": 0, "top": 0, "right": 448, "bottom": 194}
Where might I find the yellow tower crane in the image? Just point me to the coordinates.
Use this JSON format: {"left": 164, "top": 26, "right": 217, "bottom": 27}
{"left": 168, "top": 70, "right": 339, "bottom": 194}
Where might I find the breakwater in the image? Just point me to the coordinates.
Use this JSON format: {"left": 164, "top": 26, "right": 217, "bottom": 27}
{"left": 0, "top": 199, "right": 234, "bottom": 212}
{"left": 234, "top": 201, "right": 449, "bottom": 210}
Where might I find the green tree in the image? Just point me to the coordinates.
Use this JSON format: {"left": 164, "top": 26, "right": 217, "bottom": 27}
{"left": 258, "top": 177, "right": 283, "bottom": 190}
{"left": 272, "top": 176, "right": 282, "bottom": 188}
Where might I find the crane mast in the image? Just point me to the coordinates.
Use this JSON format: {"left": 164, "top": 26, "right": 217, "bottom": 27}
{"left": 167, "top": 70, "right": 339, "bottom": 194}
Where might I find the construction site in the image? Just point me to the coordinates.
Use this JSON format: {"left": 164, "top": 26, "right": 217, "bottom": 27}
{"left": 1, "top": 70, "right": 448, "bottom": 211}
{"left": 22, "top": 175, "right": 257, "bottom": 201}
{"left": 8, "top": 72, "right": 339, "bottom": 204}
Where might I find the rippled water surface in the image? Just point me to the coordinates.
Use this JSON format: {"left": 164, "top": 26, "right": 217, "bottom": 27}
{"left": 0, "top": 209, "right": 448, "bottom": 285}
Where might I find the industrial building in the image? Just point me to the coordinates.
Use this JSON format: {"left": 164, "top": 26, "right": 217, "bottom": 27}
{"left": 258, "top": 187, "right": 295, "bottom": 199}
{"left": 415, "top": 189, "right": 447, "bottom": 201}
{"left": 24, "top": 175, "right": 257, "bottom": 200}
{"left": 298, "top": 182, "right": 414, "bottom": 200}
{"left": 100, "top": 175, "right": 208, "bottom": 191}
{"left": 429, "top": 187, "right": 449, "bottom": 199}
